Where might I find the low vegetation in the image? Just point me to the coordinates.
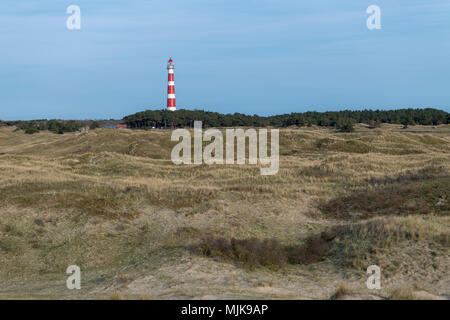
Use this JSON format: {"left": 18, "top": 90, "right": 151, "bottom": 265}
{"left": 195, "top": 235, "right": 328, "bottom": 270}
{"left": 324, "top": 216, "right": 449, "bottom": 276}
{"left": 10, "top": 119, "right": 83, "bottom": 134}
{"left": 330, "top": 283, "right": 354, "bottom": 300}
{"left": 319, "top": 167, "right": 449, "bottom": 219}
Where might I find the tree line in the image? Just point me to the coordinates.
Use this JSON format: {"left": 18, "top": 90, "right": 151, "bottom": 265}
{"left": 1, "top": 108, "right": 448, "bottom": 134}
{"left": 123, "top": 108, "right": 449, "bottom": 130}
{"left": 2, "top": 120, "right": 86, "bottom": 134}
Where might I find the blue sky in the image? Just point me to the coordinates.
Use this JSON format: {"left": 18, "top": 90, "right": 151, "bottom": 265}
{"left": 1, "top": 0, "right": 449, "bottom": 120}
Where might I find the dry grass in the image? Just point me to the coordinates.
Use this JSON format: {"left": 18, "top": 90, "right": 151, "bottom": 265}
{"left": 389, "top": 287, "right": 417, "bottom": 300}
{"left": 0, "top": 124, "right": 448, "bottom": 299}
{"left": 324, "top": 215, "right": 450, "bottom": 277}
{"left": 319, "top": 172, "right": 449, "bottom": 219}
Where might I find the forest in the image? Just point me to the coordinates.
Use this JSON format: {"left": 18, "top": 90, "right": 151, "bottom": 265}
{"left": 1, "top": 119, "right": 84, "bottom": 134}
{"left": 123, "top": 108, "right": 449, "bottom": 129}
{"left": 1, "top": 108, "right": 448, "bottom": 134}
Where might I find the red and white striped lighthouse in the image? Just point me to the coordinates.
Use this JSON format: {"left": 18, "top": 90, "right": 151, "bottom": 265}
{"left": 167, "top": 58, "right": 176, "bottom": 111}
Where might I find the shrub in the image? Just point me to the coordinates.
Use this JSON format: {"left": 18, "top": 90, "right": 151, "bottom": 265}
{"left": 285, "top": 236, "right": 328, "bottom": 264}
{"left": 90, "top": 121, "right": 100, "bottom": 130}
{"left": 330, "top": 283, "right": 353, "bottom": 300}
{"left": 198, "top": 237, "right": 287, "bottom": 270}
{"left": 24, "top": 127, "right": 39, "bottom": 134}
{"left": 367, "top": 120, "right": 381, "bottom": 129}
{"left": 336, "top": 120, "right": 355, "bottom": 132}
{"left": 197, "top": 235, "right": 329, "bottom": 270}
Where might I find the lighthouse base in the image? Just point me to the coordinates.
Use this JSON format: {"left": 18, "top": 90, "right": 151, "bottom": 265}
{"left": 167, "top": 107, "right": 176, "bottom": 112}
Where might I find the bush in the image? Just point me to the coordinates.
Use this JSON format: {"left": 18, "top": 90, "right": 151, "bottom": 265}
{"left": 285, "top": 236, "right": 328, "bottom": 264}
{"left": 330, "top": 283, "right": 353, "bottom": 300}
{"left": 196, "top": 235, "right": 329, "bottom": 270}
{"left": 336, "top": 120, "right": 355, "bottom": 132}
{"left": 24, "top": 127, "right": 39, "bottom": 134}
{"left": 90, "top": 121, "right": 100, "bottom": 130}
{"left": 47, "top": 120, "right": 81, "bottom": 134}
{"left": 198, "top": 237, "right": 287, "bottom": 270}
{"left": 367, "top": 120, "right": 381, "bottom": 129}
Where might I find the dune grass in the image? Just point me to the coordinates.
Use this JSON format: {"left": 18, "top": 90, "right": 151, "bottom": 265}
{"left": 0, "top": 124, "right": 448, "bottom": 299}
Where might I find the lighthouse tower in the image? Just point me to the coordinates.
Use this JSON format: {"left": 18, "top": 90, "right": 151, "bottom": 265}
{"left": 167, "top": 58, "right": 176, "bottom": 111}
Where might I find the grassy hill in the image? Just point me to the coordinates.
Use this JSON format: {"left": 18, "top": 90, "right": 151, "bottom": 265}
{"left": 0, "top": 124, "right": 448, "bottom": 299}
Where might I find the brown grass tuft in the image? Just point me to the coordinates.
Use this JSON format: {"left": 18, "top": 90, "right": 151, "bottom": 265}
{"left": 196, "top": 235, "right": 329, "bottom": 270}
{"left": 389, "top": 287, "right": 416, "bottom": 300}
{"left": 330, "top": 283, "right": 353, "bottom": 300}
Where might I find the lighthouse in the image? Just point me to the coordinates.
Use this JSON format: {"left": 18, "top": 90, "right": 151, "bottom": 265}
{"left": 167, "top": 58, "right": 176, "bottom": 111}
